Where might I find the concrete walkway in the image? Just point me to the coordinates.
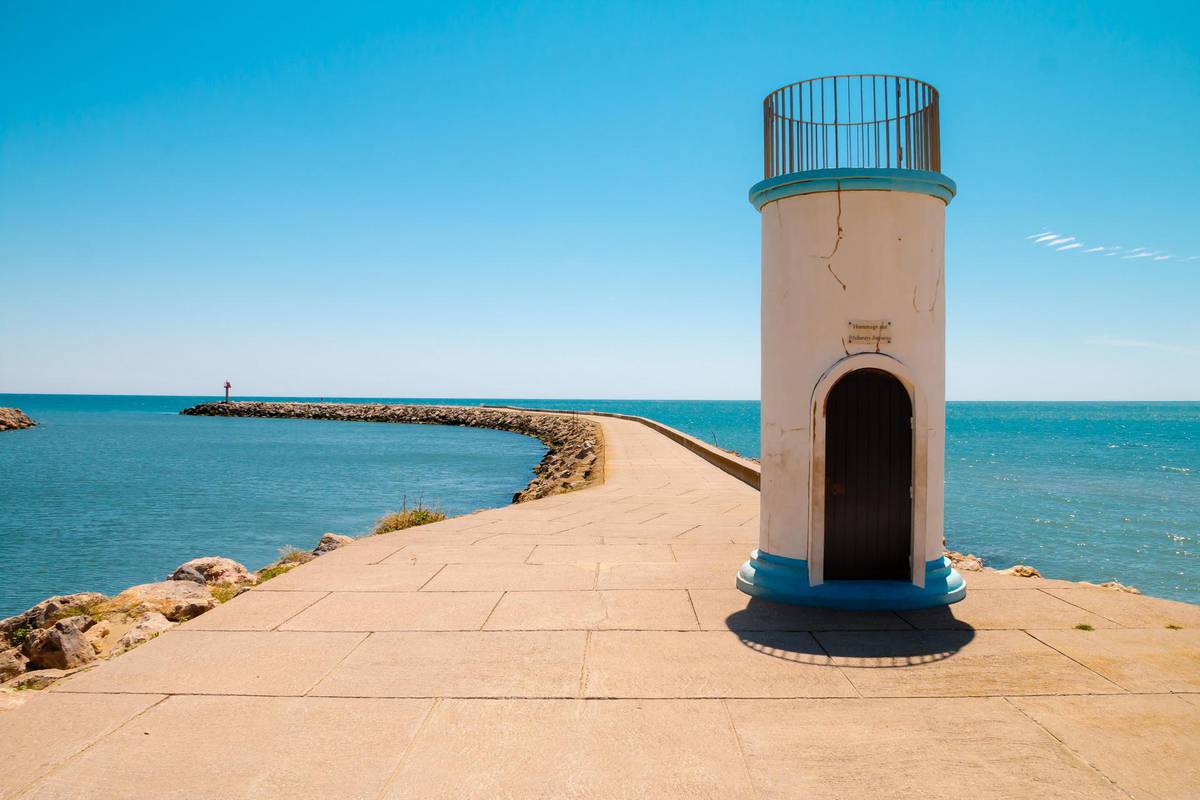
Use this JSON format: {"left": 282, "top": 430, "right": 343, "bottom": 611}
{"left": 2, "top": 415, "right": 1198, "bottom": 799}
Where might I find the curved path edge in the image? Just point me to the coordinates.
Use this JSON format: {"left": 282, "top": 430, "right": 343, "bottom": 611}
{"left": 482, "top": 405, "right": 760, "bottom": 489}
{"left": 181, "top": 401, "right": 603, "bottom": 502}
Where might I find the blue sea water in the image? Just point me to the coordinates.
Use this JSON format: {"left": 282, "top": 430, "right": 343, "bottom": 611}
{"left": 0, "top": 395, "right": 1196, "bottom": 614}
{"left": 0, "top": 395, "right": 546, "bottom": 616}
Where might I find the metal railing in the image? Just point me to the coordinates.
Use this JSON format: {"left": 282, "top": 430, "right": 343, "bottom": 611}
{"left": 763, "top": 75, "right": 941, "bottom": 179}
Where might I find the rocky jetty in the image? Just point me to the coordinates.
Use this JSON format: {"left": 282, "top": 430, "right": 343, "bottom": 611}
{"left": 945, "top": 548, "right": 1143, "bottom": 592}
{"left": 0, "top": 531, "right": 357, "bottom": 692}
{"left": 0, "top": 407, "right": 35, "bottom": 432}
{"left": 182, "top": 401, "right": 603, "bottom": 501}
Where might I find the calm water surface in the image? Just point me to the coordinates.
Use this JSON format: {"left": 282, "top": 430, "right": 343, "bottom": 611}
{"left": 0, "top": 395, "right": 545, "bottom": 616}
{"left": 1, "top": 395, "right": 1195, "bottom": 614}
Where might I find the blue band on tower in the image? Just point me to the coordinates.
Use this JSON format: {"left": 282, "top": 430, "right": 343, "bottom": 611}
{"left": 736, "top": 550, "right": 966, "bottom": 610}
{"left": 749, "top": 168, "right": 957, "bottom": 210}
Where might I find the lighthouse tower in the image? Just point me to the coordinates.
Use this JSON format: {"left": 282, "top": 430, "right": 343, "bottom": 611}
{"left": 737, "top": 75, "right": 965, "bottom": 610}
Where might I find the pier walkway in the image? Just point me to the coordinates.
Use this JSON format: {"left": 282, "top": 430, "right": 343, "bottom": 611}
{"left": 2, "top": 415, "right": 1198, "bottom": 799}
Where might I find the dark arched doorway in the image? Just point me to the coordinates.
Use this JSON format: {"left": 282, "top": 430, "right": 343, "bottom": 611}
{"left": 823, "top": 368, "right": 913, "bottom": 581}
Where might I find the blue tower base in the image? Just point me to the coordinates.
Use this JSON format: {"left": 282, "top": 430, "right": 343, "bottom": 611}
{"left": 737, "top": 551, "right": 966, "bottom": 611}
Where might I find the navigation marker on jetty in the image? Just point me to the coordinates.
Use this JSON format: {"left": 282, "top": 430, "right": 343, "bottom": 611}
{"left": 738, "top": 75, "right": 965, "bottom": 609}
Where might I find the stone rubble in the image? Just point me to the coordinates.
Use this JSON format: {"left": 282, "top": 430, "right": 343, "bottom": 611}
{"left": 0, "top": 648, "right": 28, "bottom": 681}
{"left": 314, "top": 533, "right": 355, "bottom": 555}
{"left": 945, "top": 550, "right": 984, "bottom": 572}
{"left": 998, "top": 564, "right": 1043, "bottom": 578}
{"left": 0, "top": 407, "right": 35, "bottom": 432}
{"left": 0, "top": 592, "right": 107, "bottom": 639}
{"left": 108, "top": 581, "right": 219, "bottom": 622}
{"left": 22, "top": 617, "right": 97, "bottom": 670}
{"left": 112, "top": 613, "right": 174, "bottom": 655}
{"left": 168, "top": 557, "right": 256, "bottom": 586}
{"left": 181, "top": 401, "right": 603, "bottom": 502}
{"left": 1095, "top": 581, "right": 1142, "bottom": 594}
{"left": 0, "top": 526, "right": 371, "bottom": 694}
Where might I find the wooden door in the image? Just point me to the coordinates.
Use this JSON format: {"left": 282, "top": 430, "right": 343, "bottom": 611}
{"left": 823, "top": 369, "right": 912, "bottom": 581}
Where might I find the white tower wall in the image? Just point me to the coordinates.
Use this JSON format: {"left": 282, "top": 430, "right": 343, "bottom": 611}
{"left": 759, "top": 188, "right": 947, "bottom": 583}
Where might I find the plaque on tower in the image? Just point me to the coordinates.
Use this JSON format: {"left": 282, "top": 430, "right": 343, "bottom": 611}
{"left": 847, "top": 319, "right": 892, "bottom": 345}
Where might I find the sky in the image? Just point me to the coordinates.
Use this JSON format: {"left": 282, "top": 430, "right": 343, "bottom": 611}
{"left": 2, "top": 1, "right": 1198, "bottom": 400}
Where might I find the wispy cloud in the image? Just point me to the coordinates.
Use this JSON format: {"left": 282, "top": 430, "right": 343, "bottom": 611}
{"left": 1027, "top": 232, "right": 1197, "bottom": 262}
{"left": 1085, "top": 336, "right": 1200, "bottom": 358}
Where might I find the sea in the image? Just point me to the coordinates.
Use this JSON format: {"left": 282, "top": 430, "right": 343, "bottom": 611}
{"left": 0, "top": 395, "right": 1195, "bottom": 615}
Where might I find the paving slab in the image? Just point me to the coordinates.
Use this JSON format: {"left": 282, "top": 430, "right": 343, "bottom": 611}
{"left": 528, "top": 543, "right": 675, "bottom": 564}
{"left": 813, "top": 629, "right": 1124, "bottom": 696}
{"left": 307, "top": 540, "right": 408, "bottom": 564}
{"left": 1028, "top": 628, "right": 1200, "bottom": 692}
{"left": 728, "top": 697, "right": 1126, "bottom": 800}
{"left": 474, "top": 532, "right": 605, "bottom": 545}
{"left": 672, "top": 525, "right": 760, "bottom": 544}
{"left": 468, "top": 519, "right": 594, "bottom": 535}
{"left": 579, "top": 521, "right": 702, "bottom": 539}
{"left": 381, "top": 544, "right": 534, "bottom": 564}
{"left": 254, "top": 561, "right": 443, "bottom": 592}
{"left": 368, "top": 529, "right": 488, "bottom": 546}
{"left": 953, "top": 570, "right": 1080, "bottom": 590}
{"left": 597, "top": 561, "right": 735, "bottom": 590}
{"left": 690, "top": 589, "right": 909, "bottom": 631}
{"left": 51, "top": 630, "right": 365, "bottom": 696}
{"left": 379, "top": 699, "right": 755, "bottom": 799}
{"left": 21, "top": 696, "right": 432, "bottom": 800}
{"left": 484, "top": 590, "right": 699, "bottom": 630}
{"left": 1044, "top": 586, "right": 1200, "bottom": 628}
{"left": 311, "top": 631, "right": 586, "bottom": 698}
{"left": 1011, "top": 694, "right": 1200, "bottom": 800}
{"left": 181, "top": 590, "right": 326, "bottom": 630}
{"left": 898, "top": 588, "right": 1117, "bottom": 630}
{"left": 421, "top": 562, "right": 596, "bottom": 591}
{"left": 670, "top": 543, "right": 758, "bottom": 562}
{"left": 0, "top": 692, "right": 164, "bottom": 800}
{"left": 585, "top": 630, "right": 858, "bottom": 698}
{"left": 278, "top": 591, "right": 501, "bottom": 631}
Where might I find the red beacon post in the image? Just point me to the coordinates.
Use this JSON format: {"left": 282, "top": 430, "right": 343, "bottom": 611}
{"left": 223, "top": 381, "right": 232, "bottom": 403}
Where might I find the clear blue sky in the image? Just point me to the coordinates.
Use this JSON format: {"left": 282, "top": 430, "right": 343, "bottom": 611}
{"left": 2, "top": 1, "right": 1197, "bottom": 399}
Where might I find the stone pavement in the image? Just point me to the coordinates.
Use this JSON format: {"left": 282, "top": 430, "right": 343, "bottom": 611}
{"left": 1, "top": 415, "right": 1198, "bottom": 799}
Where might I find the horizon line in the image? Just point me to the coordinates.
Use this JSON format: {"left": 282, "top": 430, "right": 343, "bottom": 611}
{"left": 2, "top": 392, "right": 1199, "bottom": 404}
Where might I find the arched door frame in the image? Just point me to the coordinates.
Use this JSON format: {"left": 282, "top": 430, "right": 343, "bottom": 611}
{"left": 807, "top": 353, "right": 928, "bottom": 588}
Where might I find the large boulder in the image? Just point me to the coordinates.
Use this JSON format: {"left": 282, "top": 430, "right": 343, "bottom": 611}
{"left": 170, "top": 565, "right": 207, "bottom": 585}
{"left": 168, "top": 557, "right": 254, "bottom": 586}
{"left": 0, "top": 407, "right": 36, "bottom": 432}
{"left": 22, "top": 618, "right": 97, "bottom": 670}
{"left": 113, "top": 613, "right": 174, "bottom": 655}
{"left": 0, "top": 647, "right": 28, "bottom": 681}
{"left": 84, "top": 619, "right": 123, "bottom": 657}
{"left": 998, "top": 564, "right": 1042, "bottom": 579}
{"left": 945, "top": 550, "right": 983, "bottom": 572}
{"left": 314, "top": 533, "right": 355, "bottom": 556}
{"left": 110, "top": 581, "right": 217, "bottom": 622}
{"left": 0, "top": 592, "right": 107, "bottom": 640}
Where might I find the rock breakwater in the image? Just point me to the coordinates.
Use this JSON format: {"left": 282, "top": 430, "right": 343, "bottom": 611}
{"left": 181, "top": 401, "right": 603, "bottom": 502}
{"left": 0, "top": 533, "right": 356, "bottom": 693}
{"left": 0, "top": 408, "right": 35, "bottom": 432}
